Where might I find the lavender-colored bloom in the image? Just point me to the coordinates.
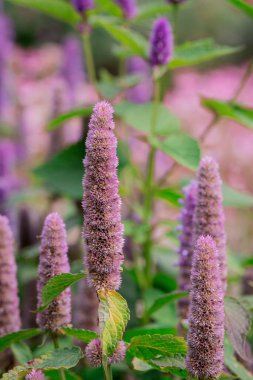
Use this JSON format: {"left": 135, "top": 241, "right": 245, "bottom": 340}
{"left": 186, "top": 236, "right": 224, "bottom": 380}
{"left": 115, "top": 0, "right": 137, "bottom": 19}
{"left": 71, "top": 0, "right": 94, "bottom": 13}
{"left": 73, "top": 277, "right": 98, "bottom": 333}
{"left": 150, "top": 17, "right": 173, "bottom": 66}
{"left": 82, "top": 101, "right": 124, "bottom": 291}
{"left": 178, "top": 181, "right": 197, "bottom": 320}
{"left": 0, "top": 140, "right": 17, "bottom": 214}
{"left": 25, "top": 369, "right": 45, "bottom": 380}
{"left": 0, "top": 215, "right": 21, "bottom": 335}
{"left": 126, "top": 57, "right": 153, "bottom": 103}
{"left": 193, "top": 156, "right": 227, "bottom": 293}
{"left": 37, "top": 212, "right": 71, "bottom": 331}
{"left": 63, "top": 36, "right": 85, "bottom": 93}
{"left": 85, "top": 339, "right": 126, "bottom": 367}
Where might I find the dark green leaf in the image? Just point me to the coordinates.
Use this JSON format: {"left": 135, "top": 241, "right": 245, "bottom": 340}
{"left": 115, "top": 102, "right": 180, "bottom": 136}
{"left": 6, "top": 0, "right": 80, "bottom": 25}
{"left": 32, "top": 347, "right": 83, "bottom": 370}
{"left": 124, "top": 326, "right": 176, "bottom": 342}
{"left": 146, "top": 291, "right": 188, "bottom": 317}
{"left": 98, "top": 289, "right": 130, "bottom": 358}
{"left": 170, "top": 39, "right": 242, "bottom": 69}
{"left": 225, "top": 297, "right": 251, "bottom": 361}
{"left": 61, "top": 327, "right": 97, "bottom": 343}
{"left": 150, "top": 134, "right": 200, "bottom": 170}
{"left": 0, "top": 329, "right": 41, "bottom": 353}
{"left": 228, "top": 0, "right": 253, "bottom": 18}
{"left": 223, "top": 184, "right": 253, "bottom": 208}
{"left": 48, "top": 107, "right": 92, "bottom": 131}
{"left": 38, "top": 272, "right": 85, "bottom": 312}
{"left": 155, "top": 188, "right": 182, "bottom": 207}
{"left": 202, "top": 98, "right": 253, "bottom": 130}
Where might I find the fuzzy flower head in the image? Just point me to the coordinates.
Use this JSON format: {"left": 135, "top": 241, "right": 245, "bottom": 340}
{"left": 193, "top": 156, "right": 227, "bottom": 293}
{"left": 126, "top": 56, "right": 153, "bottom": 103}
{"left": 25, "top": 369, "right": 45, "bottom": 380}
{"left": 149, "top": 17, "right": 173, "bottom": 66}
{"left": 71, "top": 0, "right": 94, "bottom": 13}
{"left": 37, "top": 212, "right": 71, "bottom": 331}
{"left": 115, "top": 0, "right": 137, "bottom": 19}
{"left": 85, "top": 339, "right": 126, "bottom": 367}
{"left": 186, "top": 235, "right": 224, "bottom": 379}
{"left": 0, "top": 215, "right": 21, "bottom": 336}
{"left": 82, "top": 101, "right": 124, "bottom": 291}
{"left": 178, "top": 181, "right": 197, "bottom": 319}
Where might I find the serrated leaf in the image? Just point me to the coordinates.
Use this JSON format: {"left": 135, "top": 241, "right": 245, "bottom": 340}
{"left": 124, "top": 327, "right": 176, "bottom": 342}
{"left": 32, "top": 347, "right": 83, "bottom": 370}
{"left": 61, "top": 327, "right": 97, "bottom": 343}
{"left": 11, "top": 342, "right": 33, "bottom": 364}
{"left": 48, "top": 107, "right": 92, "bottom": 131}
{"left": 128, "top": 334, "right": 187, "bottom": 362}
{"left": 228, "top": 0, "right": 253, "bottom": 17}
{"left": 146, "top": 291, "right": 188, "bottom": 317}
{"left": 38, "top": 272, "right": 85, "bottom": 312}
{"left": 1, "top": 366, "right": 27, "bottom": 380}
{"left": 224, "top": 338, "right": 253, "bottom": 380}
{"left": 0, "top": 329, "right": 41, "bottom": 353}
{"left": 202, "top": 98, "right": 253, "bottom": 130}
{"left": 225, "top": 296, "right": 251, "bottom": 361}
{"left": 6, "top": 0, "right": 80, "bottom": 25}
{"left": 150, "top": 134, "right": 200, "bottom": 171}
{"left": 90, "top": 16, "right": 147, "bottom": 57}
{"left": 169, "top": 39, "right": 241, "bottom": 69}
{"left": 115, "top": 102, "right": 180, "bottom": 136}
{"left": 155, "top": 188, "right": 182, "bottom": 207}
{"left": 223, "top": 184, "right": 253, "bottom": 208}
{"left": 98, "top": 290, "right": 130, "bottom": 358}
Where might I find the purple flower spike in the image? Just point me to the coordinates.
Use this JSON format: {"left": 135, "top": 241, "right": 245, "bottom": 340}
{"left": 63, "top": 36, "right": 85, "bottom": 90}
{"left": 25, "top": 369, "right": 45, "bottom": 380}
{"left": 85, "top": 339, "right": 126, "bottom": 367}
{"left": 126, "top": 56, "right": 153, "bottom": 103}
{"left": 150, "top": 17, "right": 173, "bottom": 66}
{"left": 0, "top": 215, "right": 21, "bottom": 335}
{"left": 115, "top": 0, "right": 137, "bottom": 19}
{"left": 37, "top": 212, "right": 71, "bottom": 331}
{"left": 186, "top": 236, "right": 224, "bottom": 380}
{"left": 178, "top": 181, "right": 197, "bottom": 320}
{"left": 82, "top": 101, "right": 124, "bottom": 291}
{"left": 193, "top": 156, "right": 227, "bottom": 293}
{"left": 71, "top": 0, "right": 94, "bottom": 13}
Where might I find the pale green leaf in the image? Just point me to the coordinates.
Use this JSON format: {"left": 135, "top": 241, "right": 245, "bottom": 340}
{"left": 61, "top": 327, "right": 97, "bottom": 343}
{"left": 38, "top": 272, "right": 85, "bottom": 312}
{"left": 48, "top": 107, "right": 92, "bottom": 131}
{"left": 228, "top": 0, "right": 253, "bottom": 18}
{"left": 146, "top": 291, "right": 188, "bottom": 317}
{"left": 131, "top": 4, "right": 172, "bottom": 23}
{"left": 98, "top": 290, "right": 130, "bottom": 358}
{"left": 11, "top": 342, "right": 33, "bottom": 364}
{"left": 224, "top": 338, "right": 253, "bottom": 380}
{"left": 155, "top": 188, "right": 182, "bottom": 207}
{"left": 32, "top": 347, "right": 83, "bottom": 370}
{"left": 1, "top": 366, "right": 27, "bottom": 380}
{"left": 0, "top": 329, "right": 41, "bottom": 353}
{"left": 223, "top": 185, "right": 253, "bottom": 208}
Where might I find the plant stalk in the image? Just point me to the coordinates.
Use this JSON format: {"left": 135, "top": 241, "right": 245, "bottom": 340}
{"left": 51, "top": 333, "right": 66, "bottom": 380}
{"left": 82, "top": 32, "right": 97, "bottom": 93}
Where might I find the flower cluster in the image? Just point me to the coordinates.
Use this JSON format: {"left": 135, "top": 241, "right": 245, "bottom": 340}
{"left": 150, "top": 17, "right": 173, "bottom": 66}
{"left": 85, "top": 339, "right": 126, "bottom": 367}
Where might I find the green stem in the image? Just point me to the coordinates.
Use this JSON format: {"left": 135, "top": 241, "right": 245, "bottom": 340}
{"left": 172, "top": 4, "right": 179, "bottom": 42}
{"left": 82, "top": 32, "right": 97, "bottom": 92}
{"left": 142, "top": 79, "right": 160, "bottom": 291}
{"left": 51, "top": 333, "right": 66, "bottom": 380}
{"left": 103, "top": 361, "right": 113, "bottom": 380}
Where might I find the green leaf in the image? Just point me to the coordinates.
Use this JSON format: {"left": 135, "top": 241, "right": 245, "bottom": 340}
{"left": 225, "top": 296, "right": 251, "bottom": 361}
{"left": 223, "top": 184, "right": 253, "bottom": 208}
{"left": 170, "top": 39, "right": 242, "bottom": 69}
{"left": 224, "top": 338, "right": 253, "bottom": 380}
{"left": 90, "top": 16, "right": 147, "bottom": 57}
{"left": 1, "top": 366, "right": 27, "bottom": 380}
{"left": 128, "top": 334, "right": 187, "bottom": 363}
{"left": 11, "top": 342, "right": 33, "bottom": 364}
{"left": 6, "top": 0, "right": 80, "bottom": 25}
{"left": 202, "top": 98, "right": 253, "bottom": 130}
{"left": 124, "top": 326, "right": 176, "bottom": 342}
{"left": 132, "top": 4, "right": 172, "bottom": 22}
{"left": 48, "top": 107, "right": 92, "bottom": 131}
{"left": 94, "top": 0, "right": 123, "bottom": 17}
{"left": 228, "top": 0, "right": 253, "bottom": 18}
{"left": 115, "top": 102, "right": 180, "bottom": 136}
{"left": 32, "top": 347, "right": 83, "bottom": 370}
{"left": 155, "top": 188, "right": 182, "bottom": 207}
{"left": 150, "top": 134, "right": 200, "bottom": 171}
{"left": 61, "top": 327, "right": 97, "bottom": 343}
{"left": 98, "top": 290, "right": 130, "bottom": 358}
{"left": 146, "top": 291, "right": 188, "bottom": 317}
{"left": 0, "top": 329, "right": 41, "bottom": 353}
{"left": 38, "top": 272, "right": 85, "bottom": 312}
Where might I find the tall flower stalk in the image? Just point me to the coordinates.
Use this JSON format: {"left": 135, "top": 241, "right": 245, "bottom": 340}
{"left": 37, "top": 212, "right": 71, "bottom": 331}
{"left": 193, "top": 156, "right": 227, "bottom": 293}
{"left": 0, "top": 215, "right": 21, "bottom": 336}
{"left": 186, "top": 235, "right": 224, "bottom": 380}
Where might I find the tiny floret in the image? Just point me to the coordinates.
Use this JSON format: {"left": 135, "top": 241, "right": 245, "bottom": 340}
{"left": 150, "top": 17, "right": 173, "bottom": 66}
{"left": 85, "top": 339, "right": 126, "bottom": 367}
{"left": 25, "top": 369, "right": 45, "bottom": 380}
